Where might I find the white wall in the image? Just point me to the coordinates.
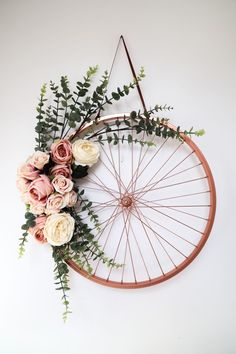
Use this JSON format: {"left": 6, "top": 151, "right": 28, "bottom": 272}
{"left": 0, "top": 0, "right": 236, "bottom": 353}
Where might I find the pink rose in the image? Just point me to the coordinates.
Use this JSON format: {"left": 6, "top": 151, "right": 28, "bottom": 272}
{"left": 16, "top": 176, "right": 30, "bottom": 194}
{"left": 64, "top": 190, "right": 78, "bottom": 207}
{"left": 29, "top": 216, "right": 47, "bottom": 243}
{"left": 52, "top": 175, "right": 73, "bottom": 195}
{"left": 28, "top": 175, "right": 54, "bottom": 206}
{"left": 17, "top": 163, "right": 39, "bottom": 180}
{"left": 50, "top": 164, "right": 72, "bottom": 179}
{"left": 46, "top": 193, "right": 66, "bottom": 214}
{"left": 51, "top": 139, "right": 72, "bottom": 164}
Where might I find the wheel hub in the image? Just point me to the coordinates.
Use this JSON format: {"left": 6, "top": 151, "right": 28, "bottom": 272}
{"left": 120, "top": 195, "right": 133, "bottom": 208}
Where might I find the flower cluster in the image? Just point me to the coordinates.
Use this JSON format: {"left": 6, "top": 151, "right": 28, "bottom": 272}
{"left": 17, "top": 139, "right": 100, "bottom": 246}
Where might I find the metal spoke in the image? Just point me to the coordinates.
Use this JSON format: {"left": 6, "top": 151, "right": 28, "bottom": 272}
{"left": 131, "top": 205, "right": 165, "bottom": 275}
{"left": 133, "top": 176, "right": 208, "bottom": 196}
{"left": 136, "top": 199, "right": 203, "bottom": 234}
{"left": 134, "top": 142, "right": 188, "bottom": 199}
{"left": 132, "top": 206, "right": 188, "bottom": 259}
{"left": 137, "top": 198, "right": 210, "bottom": 221}
{"left": 127, "top": 137, "right": 169, "bottom": 194}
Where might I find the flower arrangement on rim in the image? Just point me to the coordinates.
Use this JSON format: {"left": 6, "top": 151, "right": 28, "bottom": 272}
{"left": 17, "top": 66, "right": 204, "bottom": 321}
{"left": 17, "top": 139, "right": 99, "bottom": 244}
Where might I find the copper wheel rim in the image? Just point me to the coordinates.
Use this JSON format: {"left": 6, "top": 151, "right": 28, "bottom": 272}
{"left": 67, "top": 114, "right": 216, "bottom": 289}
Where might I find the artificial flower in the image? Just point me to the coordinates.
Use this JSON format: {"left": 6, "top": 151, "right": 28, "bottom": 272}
{"left": 72, "top": 139, "right": 100, "bottom": 166}
{"left": 44, "top": 212, "right": 75, "bottom": 246}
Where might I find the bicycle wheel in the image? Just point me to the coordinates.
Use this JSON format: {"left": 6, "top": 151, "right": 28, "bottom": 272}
{"left": 67, "top": 114, "right": 216, "bottom": 288}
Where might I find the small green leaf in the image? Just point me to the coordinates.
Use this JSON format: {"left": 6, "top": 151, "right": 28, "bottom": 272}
{"left": 111, "top": 92, "right": 120, "bottom": 100}
{"left": 123, "top": 85, "right": 129, "bottom": 95}
{"left": 21, "top": 224, "right": 28, "bottom": 230}
{"left": 72, "top": 165, "right": 88, "bottom": 179}
{"left": 130, "top": 111, "right": 137, "bottom": 119}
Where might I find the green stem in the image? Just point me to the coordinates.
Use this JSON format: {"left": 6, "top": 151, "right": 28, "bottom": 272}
{"left": 18, "top": 232, "right": 28, "bottom": 258}
{"left": 54, "top": 259, "right": 71, "bottom": 322}
{"left": 60, "top": 94, "right": 69, "bottom": 139}
{"left": 87, "top": 127, "right": 130, "bottom": 140}
{"left": 53, "top": 96, "right": 60, "bottom": 141}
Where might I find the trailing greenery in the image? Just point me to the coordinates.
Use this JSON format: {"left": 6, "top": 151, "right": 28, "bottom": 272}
{"left": 51, "top": 197, "right": 121, "bottom": 321}
{"left": 52, "top": 247, "right": 71, "bottom": 322}
{"left": 69, "top": 204, "right": 120, "bottom": 271}
{"left": 18, "top": 211, "right": 36, "bottom": 258}
{"left": 77, "top": 189, "right": 101, "bottom": 232}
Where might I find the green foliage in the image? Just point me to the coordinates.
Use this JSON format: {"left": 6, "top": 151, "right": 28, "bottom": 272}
{"left": 34, "top": 66, "right": 147, "bottom": 147}
{"left": 68, "top": 202, "right": 121, "bottom": 274}
{"left": 105, "top": 67, "right": 145, "bottom": 107}
{"left": 18, "top": 231, "right": 28, "bottom": 258}
{"left": 18, "top": 211, "right": 36, "bottom": 258}
{"left": 62, "top": 69, "right": 109, "bottom": 137}
{"left": 76, "top": 190, "right": 100, "bottom": 232}
{"left": 72, "top": 164, "right": 89, "bottom": 179}
{"left": 194, "top": 129, "right": 205, "bottom": 137}
{"left": 49, "top": 196, "right": 121, "bottom": 320}
{"left": 88, "top": 109, "right": 204, "bottom": 145}
{"left": 52, "top": 247, "right": 71, "bottom": 322}
{"left": 96, "top": 133, "right": 156, "bottom": 147}
{"left": 35, "top": 83, "right": 50, "bottom": 151}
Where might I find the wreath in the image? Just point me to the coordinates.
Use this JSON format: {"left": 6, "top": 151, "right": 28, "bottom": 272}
{"left": 17, "top": 66, "right": 204, "bottom": 321}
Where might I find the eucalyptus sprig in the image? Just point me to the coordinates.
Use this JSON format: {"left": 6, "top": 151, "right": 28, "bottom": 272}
{"left": 52, "top": 246, "right": 71, "bottom": 322}
{"left": 87, "top": 110, "right": 204, "bottom": 144}
{"left": 35, "top": 84, "right": 50, "bottom": 151}
{"left": 34, "top": 67, "right": 146, "bottom": 149}
{"left": 18, "top": 211, "right": 36, "bottom": 258}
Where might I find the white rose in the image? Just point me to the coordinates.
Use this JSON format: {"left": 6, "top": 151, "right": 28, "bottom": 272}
{"left": 72, "top": 139, "right": 100, "bottom": 166}
{"left": 44, "top": 212, "right": 75, "bottom": 246}
{"left": 29, "top": 151, "right": 50, "bottom": 170}
{"left": 64, "top": 190, "right": 78, "bottom": 207}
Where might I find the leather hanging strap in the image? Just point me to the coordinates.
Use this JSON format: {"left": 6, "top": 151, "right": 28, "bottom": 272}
{"left": 119, "top": 35, "right": 147, "bottom": 111}
{"left": 96, "top": 35, "right": 147, "bottom": 118}
{"left": 70, "top": 36, "right": 147, "bottom": 140}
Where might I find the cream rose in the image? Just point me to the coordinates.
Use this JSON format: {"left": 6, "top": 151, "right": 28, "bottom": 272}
{"left": 44, "top": 213, "right": 75, "bottom": 246}
{"left": 29, "top": 151, "right": 50, "bottom": 170}
{"left": 52, "top": 175, "right": 73, "bottom": 194}
{"left": 72, "top": 139, "right": 100, "bottom": 166}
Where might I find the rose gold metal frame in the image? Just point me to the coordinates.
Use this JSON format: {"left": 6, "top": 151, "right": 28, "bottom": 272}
{"left": 67, "top": 114, "right": 216, "bottom": 289}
